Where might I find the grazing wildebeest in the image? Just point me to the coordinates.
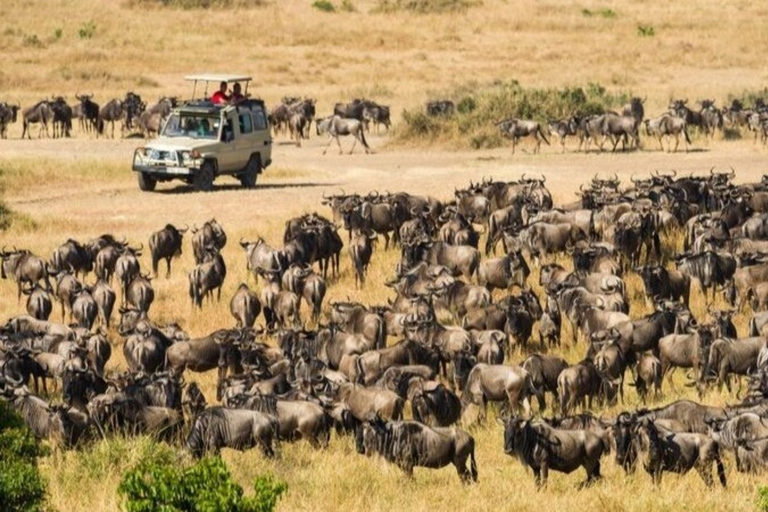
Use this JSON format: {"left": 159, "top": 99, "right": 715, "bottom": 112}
{"left": 316, "top": 115, "right": 371, "bottom": 155}
{"left": 148, "top": 223, "right": 188, "bottom": 277}
{"left": 497, "top": 118, "right": 550, "bottom": 154}
{"left": 22, "top": 100, "right": 54, "bottom": 139}
{"left": 359, "top": 418, "right": 478, "bottom": 483}
{"left": 503, "top": 417, "right": 607, "bottom": 488}
{"left": 184, "top": 406, "right": 278, "bottom": 458}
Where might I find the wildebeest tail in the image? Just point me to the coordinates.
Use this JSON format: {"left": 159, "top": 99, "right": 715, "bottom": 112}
{"left": 538, "top": 125, "right": 551, "bottom": 146}
{"left": 355, "top": 356, "right": 366, "bottom": 385}
{"left": 469, "top": 439, "right": 479, "bottom": 482}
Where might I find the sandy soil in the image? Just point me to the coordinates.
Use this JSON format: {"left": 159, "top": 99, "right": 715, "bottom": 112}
{"left": 1, "top": 133, "right": 767, "bottom": 237}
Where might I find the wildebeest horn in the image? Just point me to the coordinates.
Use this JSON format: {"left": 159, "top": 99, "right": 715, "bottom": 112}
{"left": 729, "top": 167, "right": 736, "bottom": 178}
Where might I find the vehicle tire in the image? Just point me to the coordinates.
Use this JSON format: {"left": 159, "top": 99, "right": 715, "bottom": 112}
{"left": 194, "top": 161, "right": 215, "bottom": 192}
{"left": 240, "top": 155, "right": 260, "bottom": 189}
{"left": 138, "top": 172, "right": 156, "bottom": 192}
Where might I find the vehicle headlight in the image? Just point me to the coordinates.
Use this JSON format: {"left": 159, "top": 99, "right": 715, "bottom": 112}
{"left": 179, "top": 151, "right": 191, "bottom": 163}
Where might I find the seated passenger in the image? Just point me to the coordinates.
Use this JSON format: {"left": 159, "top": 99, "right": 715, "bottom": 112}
{"left": 211, "top": 81, "right": 230, "bottom": 104}
{"left": 230, "top": 82, "right": 248, "bottom": 105}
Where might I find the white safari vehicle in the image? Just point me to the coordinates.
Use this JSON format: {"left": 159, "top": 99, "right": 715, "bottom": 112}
{"left": 132, "top": 74, "right": 272, "bottom": 192}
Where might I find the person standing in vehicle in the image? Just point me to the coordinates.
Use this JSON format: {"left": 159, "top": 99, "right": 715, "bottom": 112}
{"left": 230, "top": 82, "right": 248, "bottom": 105}
{"left": 211, "top": 81, "right": 230, "bottom": 104}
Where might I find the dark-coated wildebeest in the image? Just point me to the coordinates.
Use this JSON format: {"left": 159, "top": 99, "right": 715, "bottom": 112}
{"left": 675, "top": 250, "right": 737, "bottom": 302}
{"left": 497, "top": 118, "right": 551, "bottom": 154}
{"left": 91, "top": 278, "right": 116, "bottom": 328}
{"left": 189, "top": 248, "right": 227, "bottom": 309}
{"left": 599, "top": 113, "right": 640, "bottom": 152}
{"left": 521, "top": 354, "right": 568, "bottom": 412}
{"left": 51, "top": 238, "right": 93, "bottom": 277}
{"left": 240, "top": 236, "right": 285, "bottom": 281}
{"left": 229, "top": 393, "right": 330, "bottom": 448}
{"left": 636, "top": 264, "right": 691, "bottom": 307}
{"left": 75, "top": 93, "right": 99, "bottom": 132}
{"left": 349, "top": 230, "right": 377, "bottom": 288}
{"left": 705, "top": 336, "right": 764, "bottom": 393}
{"left": 476, "top": 250, "right": 530, "bottom": 292}
{"left": 637, "top": 418, "right": 727, "bottom": 487}
{"left": 22, "top": 100, "right": 54, "bottom": 139}
{"left": 97, "top": 98, "right": 124, "bottom": 138}
{"left": 0, "top": 248, "right": 52, "bottom": 302}
{"left": 229, "top": 282, "right": 261, "bottom": 328}
{"left": 317, "top": 115, "right": 370, "bottom": 155}
{"left": 503, "top": 417, "right": 607, "bottom": 488}
{"left": 125, "top": 274, "right": 154, "bottom": 313}
{"left": 359, "top": 418, "right": 478, "bottom": 483}
{"left": 0, "top": 102, "right": 20, "bottom": 138}
{"left": 191, "top": 219, "right": 227, "bottom": 265}
{"left": 49, "top": 96, "right": 72, "bottom": 138}
{"left": 22, "top": 283, "right": 52, "bottom": 321}
{"left": 184, "top": 406, "right": 278, "bottom": 458}
{"left": 149, "top": 223, "right": 188, "bottom": 278}
{"left": 409, "top": 380, "right": 462, "bottom": 427}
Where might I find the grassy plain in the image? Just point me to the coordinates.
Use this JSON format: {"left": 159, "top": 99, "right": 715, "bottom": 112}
{"left": 2, "top": 0, "right": 768, "bottom": 511}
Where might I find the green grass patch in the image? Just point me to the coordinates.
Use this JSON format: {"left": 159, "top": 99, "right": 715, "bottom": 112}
{"left": 394, "top": 80, "right": 628, "bottom": 149}
{"left": 374, "top": 0, "right": 481, "bottom": 14}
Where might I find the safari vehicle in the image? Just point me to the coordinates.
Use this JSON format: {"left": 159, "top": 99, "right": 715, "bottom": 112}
{"left": 132, "top": 74, "right": 272, "bottom": 192}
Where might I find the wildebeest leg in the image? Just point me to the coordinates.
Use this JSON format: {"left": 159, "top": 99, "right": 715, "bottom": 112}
{"left": 165, "top": 257, "right": 172, "bottom": 278}
{"left": 322, "top": 134, "right": 336, "bottom": 155}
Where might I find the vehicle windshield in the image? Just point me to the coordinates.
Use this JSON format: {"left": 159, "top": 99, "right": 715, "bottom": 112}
{"left": 161, "top": 113, "right": 220, "bottom": 139}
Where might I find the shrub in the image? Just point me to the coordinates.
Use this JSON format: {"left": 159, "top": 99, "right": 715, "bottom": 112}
{"left": 758, "top": 485, "right": 768, "bottom": 511}
{"left": 0, "top": 401, "right": 49, "bottom": 512}
{"left": 312, "top": 0, "right": 336, "bottom": 12}
{"left": 119, "top": 455, "right": 286, "bottom": 512}
{"left": 395, "top": 80, "right": 626, "bottom": 149}
{"left": 375, "top": 0, "right": 481, "bottom": 14}
{"left": 78, "top": 20, "right": 96, "bottom": 39}
{"left": 125, "top": 0, "right": 267, "bottom": 7}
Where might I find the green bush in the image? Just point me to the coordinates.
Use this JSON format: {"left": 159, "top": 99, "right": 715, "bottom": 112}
{"left": 395, "top": 80, "right": 626, "bottom": 149}
{"left": 758, "top": 485, "right": 768, "bottom": 511}
{"left": 375, "top": 0, "right": 481, "bottom": 13}
{"left": 119, "top": 455, "right": 286, "bottom": 512}
{"left": 312, "top": 0, "right": 336, "bottom": 12}
{"left": 78, "top": 20, "right": 96, "bottom": 39}
{"left": 0, "top": 401, "right": 49, "bottom": 512}
{"left": 125, "top": 0, "right": 267, "bottom": 9}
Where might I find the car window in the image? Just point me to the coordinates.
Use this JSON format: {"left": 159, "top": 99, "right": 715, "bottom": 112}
{"left": 239, "top": 113, "right": 253, "bottom": 134}
{"left": 253, "top": 109, "right": 267, "bottom": 131}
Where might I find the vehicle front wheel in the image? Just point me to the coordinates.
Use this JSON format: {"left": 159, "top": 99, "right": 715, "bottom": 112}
{"left": 194, "top": 161, "right": 215, "bottom": 192}
{"left": 240, "top": 155, "right": 260, "bottom": 189}
{"left": 138, "top": 172, "right": 156, "bottom": 192}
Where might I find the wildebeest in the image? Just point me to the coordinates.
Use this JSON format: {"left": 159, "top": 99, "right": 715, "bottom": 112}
{"left": 360, "top": 418, "right": 478, "bottom": 483}
{"left": 503, "top": 417, "right": 607, "bottom": 488}
{"left": 521, "top": 354, "right": 568, "bottom": 411}
{"left": 461, "top": 363, "right": 537, "bottom": 421}
{"left": 148, "top": 224, "right": 188, "bottom": 277}
{"left": 0, "top": 102, "right": 20, "bottom": 138}
{"left": 22, "top": 283, "right": 52, "bottom": 321}
{"left": 497, "top": 118, "right": 551, "bottom": 154}
{"left": 636, "top": 418, "right": 727, "bottom": 487}
{"left": 229, "top": 283, "right": 261, "bottom": 328}
{"left": 191, "top": 219, "right": 227, "bottom": 265}
{"left": 0, "top": 248, "right": 52, "bottom": 301}
{"left": 188, "top": 247, "right": 227, "bottom": 309}
{"left": 348, "top": 230, "right": 377, "bottom": 288}
{"left": 22, "top": 100, "right": 54, "bottom": 139}
{"left": 184, "top": 406, "right": 278, "bottom": 458}
{"left": 317, "top": 115, "right": 371, "bottom": 155}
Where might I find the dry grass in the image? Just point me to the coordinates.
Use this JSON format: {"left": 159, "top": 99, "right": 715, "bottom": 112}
{"left": 2, "top": 0, "right": 768, "bottom": 510}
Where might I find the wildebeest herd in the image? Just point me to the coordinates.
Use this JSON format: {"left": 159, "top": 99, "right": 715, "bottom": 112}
{"left": 6, "top": 169, "right": 768, "bottom": 489}
{"left": 5, "top": 92, "right": 768, "bottom": 157}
